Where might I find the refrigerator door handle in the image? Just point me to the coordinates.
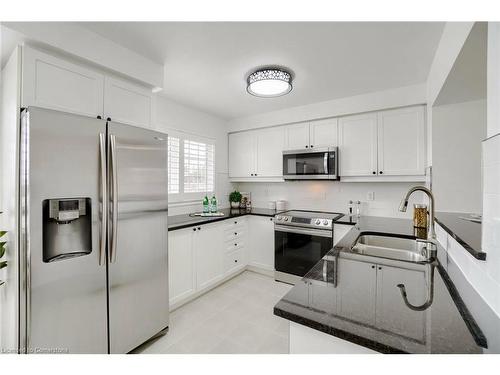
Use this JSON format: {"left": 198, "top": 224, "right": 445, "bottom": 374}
{"left": 99, "top": 133, "right": 107, "bottom": 266}
{"left": 109, "top": 133, "right": 118, "bottom": 263}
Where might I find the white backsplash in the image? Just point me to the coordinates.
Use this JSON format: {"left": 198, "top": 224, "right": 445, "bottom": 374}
{"left": 236, "top": 181, "right": 425, "bottom": 218}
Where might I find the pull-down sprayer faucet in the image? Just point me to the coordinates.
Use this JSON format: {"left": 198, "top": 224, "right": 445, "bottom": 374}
{"left": 398, "top": 185, "right": 436, "bottom": 241}
{"left": 397, "top": 185, "right": 438, "bottom": 311}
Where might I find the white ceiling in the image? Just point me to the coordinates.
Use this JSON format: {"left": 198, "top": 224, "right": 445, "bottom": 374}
{"left": 6, "top": 22, "right": 445, "bottom": 120}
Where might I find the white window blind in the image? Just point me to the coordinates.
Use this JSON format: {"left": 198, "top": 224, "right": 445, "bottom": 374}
{"left": 167, "top": 130, "right": 216, "bottom": 203}
{"left": 168, "top": 136, "right": 180, "bottom": 194}
{"left": 183, "top": 140, "right": 215, "bottom": 193}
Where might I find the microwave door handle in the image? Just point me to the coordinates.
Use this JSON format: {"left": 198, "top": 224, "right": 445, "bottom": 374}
{"left": 324, "top": 153, "right": 328, "bottom": 174}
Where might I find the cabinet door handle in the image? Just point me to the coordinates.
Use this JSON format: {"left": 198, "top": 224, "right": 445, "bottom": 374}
{"left": 198, "top": 227, "right": 201, "bottom": 230}
{"left": 305, "top": 145, "right": 308, "bottom": 148}
{"left": 193, "top": 228, "right": 196, "bottom": 231}
{"left": 378, "top": 266, "right": 382, "bottom": 270}
{"left": 372, "top": 171, "right": 376, "bottom": 175}
{"left": 234, "top": 221, "right": 237, "bottom": 224}
{"left": 379, "top": 171, "right": 383, "bottom": 174}
{"left": 234, "top": 232, "right": 237, "bottom": 235}
{"left": 234, "top": 260, "right": 238, "bottom": 263}
{"left": 234, "top": 243, "right": 237, "bottom": 246}
{"left": 371, "top": 265, "right": 375, "bottom": 269}
{"left": 310, "top": 145, "right": 313, "bottom": 148}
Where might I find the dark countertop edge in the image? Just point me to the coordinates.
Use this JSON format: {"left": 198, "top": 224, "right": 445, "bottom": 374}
{"left": 273, "top": 306, "right": 406, "bottom": 354}
{"left": 435, "top": 217, "right": 487, "bottom": 261}
{"left": 168, "top": 210, "right": 279, "bottom": 231}
{"left": 437, "top": 263, "right": 488, "bottom": 348}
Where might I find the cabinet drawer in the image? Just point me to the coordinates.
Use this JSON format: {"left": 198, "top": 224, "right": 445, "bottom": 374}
{"left": 226, "top": 240, "right": 245, "bottom": 252}
{"left": 225, "top": 218, "right": 246, "bottom": 230}
{"left": 224, "top": 228, "right": 246, "bottom": 242}
{"left": 224, "top": 248, "right": 244, "bottom": 274}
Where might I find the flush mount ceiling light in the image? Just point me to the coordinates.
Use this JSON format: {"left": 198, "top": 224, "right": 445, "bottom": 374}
{"left": 247, "top": 68, "right": 292, "bottom": 98}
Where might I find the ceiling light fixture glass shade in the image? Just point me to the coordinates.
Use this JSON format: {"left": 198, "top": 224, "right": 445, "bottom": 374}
{"left": 247, "top": 68, "right": 292, "bottom": 97}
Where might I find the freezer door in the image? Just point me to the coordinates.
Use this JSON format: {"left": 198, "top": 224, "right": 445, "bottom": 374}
{"left": 21, "top": 107, "right": 108, "bottom": 353}
{"left": 107, "top": 121, "right": 169, "bottom": 353}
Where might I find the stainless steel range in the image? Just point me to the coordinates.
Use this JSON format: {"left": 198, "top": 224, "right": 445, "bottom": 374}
{"left": 274, "top": 210, "right": 344, "bottom": 284}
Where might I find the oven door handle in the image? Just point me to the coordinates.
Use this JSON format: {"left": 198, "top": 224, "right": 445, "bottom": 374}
{"left": 274, "top": 224, "right": 333, "bottom": 238}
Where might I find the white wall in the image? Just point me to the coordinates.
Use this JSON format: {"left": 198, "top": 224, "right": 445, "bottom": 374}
{"left": 487, "top": 23, "right": 500, "bottom": 138}
{"left": 432, "top": 99, "right": 486, "bottom": 213}
{"left": 0, "top": 47, "right": 20, "bottom": 352}
{"left": 153, "top": 95, "right": 232, "bottom": 215}
{"left": 227, "top": 84, "right": 426, "bottom": 132}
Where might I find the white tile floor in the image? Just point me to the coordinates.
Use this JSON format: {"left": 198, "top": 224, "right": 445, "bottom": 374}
{"left": 134, "top": 271, "right": 293, "bottom": 354}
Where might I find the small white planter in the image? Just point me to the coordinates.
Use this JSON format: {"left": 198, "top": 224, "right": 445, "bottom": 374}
{"left": 230, "top": 201, "right": 240, "bottom": 208}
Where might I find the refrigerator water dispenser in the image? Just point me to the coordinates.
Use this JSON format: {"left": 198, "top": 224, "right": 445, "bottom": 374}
{"left": 42, "top": 198, "right": 92, "bottom": 262}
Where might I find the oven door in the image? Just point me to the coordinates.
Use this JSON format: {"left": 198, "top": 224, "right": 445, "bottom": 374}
{"left": 274, "top": 225, "right": 333, "bottom": 278}
{"left": 283, "top": 147, "right": 337, "bottom": 179}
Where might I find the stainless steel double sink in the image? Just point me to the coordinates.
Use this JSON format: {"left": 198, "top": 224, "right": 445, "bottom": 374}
{"left": 351, "top": 234, "right": 433, "bottom": 263}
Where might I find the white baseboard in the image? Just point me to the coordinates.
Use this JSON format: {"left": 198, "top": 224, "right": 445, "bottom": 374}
{"left": 246, "top": 264, "right": 274, "bottom": 278}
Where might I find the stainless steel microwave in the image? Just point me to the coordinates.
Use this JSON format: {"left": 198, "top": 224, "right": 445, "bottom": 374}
{"left": 283, "top": 147, "right": 338, "bottom": 180}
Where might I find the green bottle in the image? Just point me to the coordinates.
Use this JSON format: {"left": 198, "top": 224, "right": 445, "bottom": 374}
{"left": 210, "top": 195, "right": 217, "bottom": 213}
{"left": 203, "top": 195, "right": 209, "bottom": 213}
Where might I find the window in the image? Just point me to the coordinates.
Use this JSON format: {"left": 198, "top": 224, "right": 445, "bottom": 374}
{"left": 168, "top": 137, "right": 180, "bottom": 194}
{"left": 167, "top": 131, "right": 215, "bottom": 203}
{"left": 183, "top": 140, "right": 215, "bottom": 193}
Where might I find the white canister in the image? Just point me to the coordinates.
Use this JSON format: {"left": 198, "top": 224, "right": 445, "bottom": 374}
{"left": 267, "top": 201, "right": 276, "bottom": 210}
{"left": 276, "top": 200, "right": 287, "bottom": 211}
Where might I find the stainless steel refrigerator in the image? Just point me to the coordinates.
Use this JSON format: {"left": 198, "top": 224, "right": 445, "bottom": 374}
{"left": 18, "top": 107, "right": 169, "bottom": 354}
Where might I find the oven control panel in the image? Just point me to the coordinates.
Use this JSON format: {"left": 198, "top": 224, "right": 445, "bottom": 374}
{"left": 275, "top": 214, "right": 333, "bottom": 229}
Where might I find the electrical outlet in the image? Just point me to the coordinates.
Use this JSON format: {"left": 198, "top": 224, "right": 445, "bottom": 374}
{"left": 367, "top": 191, "right": 375, "bottom": 201}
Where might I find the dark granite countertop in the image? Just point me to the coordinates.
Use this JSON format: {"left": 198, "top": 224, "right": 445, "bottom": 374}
{"left": 168, "top": 207, "right": 280, "bottom": 231}
{"left": 274, "top": 216, "right": 487, "bottom": 354}
{"left": 435, "top": 212, "right": 485, "bottom": 260}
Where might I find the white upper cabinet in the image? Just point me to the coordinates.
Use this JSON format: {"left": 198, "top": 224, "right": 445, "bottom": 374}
{"left": 21, "top": 46, "right": 154, "bottom": 128}
{"left": 309, "top": 118, "right": 338, "bottom": 149}
{"left": 284, "top": 119, "right": 338, "bottom": 150}
{"left": 103, "top": 76, "right": 153, "bottom": 128}
{"left": 228, "top": 131, "right": 256, "bottom": 178}
{"left": 256, "top": 127, "right": 286, "bottom": 177}
{"left": 285, "top": 122, "right": 310, "bottom": 150}
{"left": 22, "top": 46, "right": 104, "bottom": 118}
{"left": 338, "top": 106, "right": 426, "bottom": 178}
{"left": 338, "top": 113, "right": 378, "bottom": 176}
{"left": 377, "top": 106, "right": 425, "bottom": 176}
{"left": 229, "top": 126, "right": 285, "bottom": 180}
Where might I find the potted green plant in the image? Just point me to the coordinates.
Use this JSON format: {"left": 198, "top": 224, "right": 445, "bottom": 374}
{"left": 229, "top": 191, "right": 242, "bottom": 209}
{"left": 1, "top": 230, "right": 7, "bottom": 286}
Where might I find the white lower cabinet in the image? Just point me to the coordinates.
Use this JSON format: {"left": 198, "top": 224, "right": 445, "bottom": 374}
{"left": 168, "top": 218, "right": 249, "bottom": 309}
{"left": 289, "top": 321, "right": 378, "bottom": 354}
{"left": 168, "top": 227, "right": 196, "bottom": 306}
{"left": 194, "top": 222, "right": 225, "bottom": 290}
{"left": 248, "top": 215, "right": 275, "bottom": 272}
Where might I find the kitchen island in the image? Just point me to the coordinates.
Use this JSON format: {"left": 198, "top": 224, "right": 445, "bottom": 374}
{"left": 274, "top": 216, "right": 487, "bottom": 354}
